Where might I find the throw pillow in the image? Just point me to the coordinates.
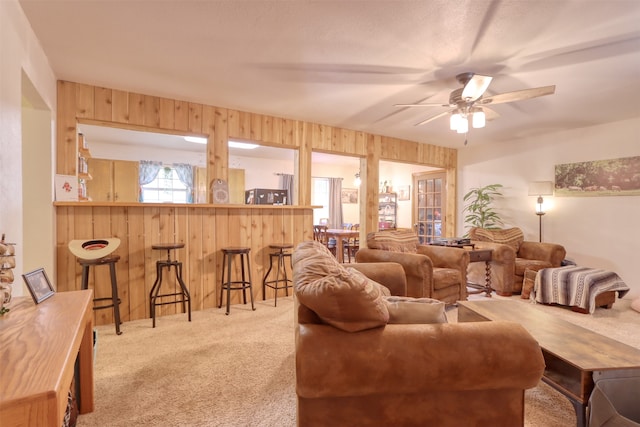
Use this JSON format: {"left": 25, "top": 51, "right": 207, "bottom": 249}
{"left": 384, "top": 296, "right": 447, "bottom": 324}
{"left": 473, "top": 227, "right": 524, "bottom": 252}
{"left": 366, "top": 229, "right": 419, "bottom": 253}
{"left": 294, "top": 241, "right": 389, "bottom": 332}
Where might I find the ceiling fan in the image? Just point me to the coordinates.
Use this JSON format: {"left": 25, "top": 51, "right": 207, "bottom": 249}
{"left": 395, "top": 72, "right": 555, "bottom": 133}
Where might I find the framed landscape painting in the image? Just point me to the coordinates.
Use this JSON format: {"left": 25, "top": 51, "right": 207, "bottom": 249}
{"left": 554, "top": 156, "right": 640, "bottom": 197}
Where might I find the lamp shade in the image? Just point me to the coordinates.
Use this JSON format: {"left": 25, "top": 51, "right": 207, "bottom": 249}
{"left": 528, "top": 181, "right": 554, "bottom": 196}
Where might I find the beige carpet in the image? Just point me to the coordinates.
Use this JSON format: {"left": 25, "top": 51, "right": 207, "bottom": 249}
{"left": 76, "top": 294, "right": 639, "bottom": 427}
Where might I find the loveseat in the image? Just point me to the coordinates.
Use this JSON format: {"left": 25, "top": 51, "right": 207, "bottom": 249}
{"left": 355, "top": 229, "right": 469, "bottom": 304}
{"left": 468, "top": 227, "right": 566, "bottom": 296}
{"left": 293, "top": 240, "right": 545, "bottom": 427}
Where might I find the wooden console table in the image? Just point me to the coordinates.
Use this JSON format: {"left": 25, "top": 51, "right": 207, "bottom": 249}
{"left": 0, "top": 290, "right": 95, "bottom": 426}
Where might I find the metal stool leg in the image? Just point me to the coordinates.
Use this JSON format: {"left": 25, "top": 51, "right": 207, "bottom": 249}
{"left": 246, "top": 253, "right": 255, "bottom": 311}
{"left": 108, "top": 261, "right": 122, "bottom": 335}
{"left": 226, "top": 253, "right": 233, "bottom": 315}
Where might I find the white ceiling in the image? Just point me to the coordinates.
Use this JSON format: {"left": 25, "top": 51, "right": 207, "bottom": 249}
{"left": 19, "top": 0, "right": 640, "bottom": 149}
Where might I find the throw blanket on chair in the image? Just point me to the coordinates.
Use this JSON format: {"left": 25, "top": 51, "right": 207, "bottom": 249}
{"left": 532, "top": 266, "right": 629, "bottom": 314}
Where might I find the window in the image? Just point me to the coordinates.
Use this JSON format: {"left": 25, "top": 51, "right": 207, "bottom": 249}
{"left": 141, "top": 166, "right": 188, "bottom": 203}
{"left": 312, "top": 178, "right": 329, "bottom": 224}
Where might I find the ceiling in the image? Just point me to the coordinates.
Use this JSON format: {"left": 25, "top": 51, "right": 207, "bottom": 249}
{"left": 19, "top": 0, "right": 640, "bottom": 149}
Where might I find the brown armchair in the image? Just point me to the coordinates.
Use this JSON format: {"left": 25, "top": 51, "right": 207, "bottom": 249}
{"left": 468, "top": 227, "right": 566, "bottom": 296}
{"left": 293, "top": 240, "right": 545, "bottom": 427}
{"left": 355, "top": 229, "right": 469, "bottom": 304}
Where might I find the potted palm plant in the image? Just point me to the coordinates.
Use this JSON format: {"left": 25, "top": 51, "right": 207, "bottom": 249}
{"left": 462, "top": 184, "right": 504, "bottom": 236}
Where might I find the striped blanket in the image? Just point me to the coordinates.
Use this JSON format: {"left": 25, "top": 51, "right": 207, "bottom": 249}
{"left": 532, "top": 266, "right": 629, "bottom": 314}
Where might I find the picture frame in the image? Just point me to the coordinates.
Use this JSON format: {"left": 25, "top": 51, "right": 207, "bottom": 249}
{"left": 397, "top": 185, "right": 411, "bottom": 201}
{"left": 341, "top": 188, "right": 358, "bottom": 204}
{"left": 22, "top": 268, "right": 55, "bottom": 304}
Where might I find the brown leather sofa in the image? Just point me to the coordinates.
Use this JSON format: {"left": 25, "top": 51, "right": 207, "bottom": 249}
{"left": 468, "top": 227, "right": 566, "bottom": 296}
{"left": 294, "top": 240, "right": 545, "bottom": 427}
{"left": 355, "top": 229, "right": 469, "bottom": 304}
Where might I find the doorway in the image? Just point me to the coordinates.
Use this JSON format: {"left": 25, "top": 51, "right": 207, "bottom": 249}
{"left": 413, "top": 171, "right": 446, "bottom": 244}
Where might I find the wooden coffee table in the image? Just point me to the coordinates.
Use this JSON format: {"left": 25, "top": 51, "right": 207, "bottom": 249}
{"left": 458, "top": 300, "right": 640, "bottom": 427}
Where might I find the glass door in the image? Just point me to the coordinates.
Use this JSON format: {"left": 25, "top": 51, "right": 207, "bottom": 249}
{"left": 413, "top": 171, "right": 446, "bottom": 244}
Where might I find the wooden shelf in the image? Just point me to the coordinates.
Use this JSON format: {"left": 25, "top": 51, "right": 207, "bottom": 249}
{"left": 78, "top": 173, "right": 92, "bottom": 181}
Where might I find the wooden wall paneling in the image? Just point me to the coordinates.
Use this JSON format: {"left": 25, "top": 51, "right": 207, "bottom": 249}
{"left": 158, "top": 207, "right": 178, "bottom": 317}
{"left": 214, "top": 107, "right": 230, "bottom": 185}
{"left": 72, "top": 208, "right": 95, "bottom": 294}
{"left": 313, "top": 123, "right": 332, "bottom": 151}
{"left": 296, "top": 122, "right": 313, "bottom": 206}
{"left": 128, "top": 93, "right": 145, "bottom": 126}
{"left": 187, "top": 207, "right": 204, "bottom": 311}
{"left": 75, "top": 83, "right": 94, "bottom": 120}
{"left": 282, "top": 118, "right": 295, "bottom": 146}
{"left": 93, "top": 206, "right": 116, "bottom": 326}
{"left": 143, "top": 206, "right": 159, "bottom": 320}
{"left": 258, "top": 208, "right": 275, "bottom": 301}
{"left": 188, "top": 103, "right": 203, "bottom": 134}
{"left": 143, "top": 95, "right": 161, "bottom": 128}
{"left": 201, "top": 208, "right": 218, "bottom": 309}
{"left": 56, "top": 81, "right": 77, "bottom": 175}
{"left": 249, "top": 112, "right": 262, "bottom": 141}
{"left": 445, "top": 167, "right": 458, "bottom": 237}
{"left": 214, "top": 209, "right": 230, "bottom": 306}
{"left": 175, "top": 206, "right": 189, "bottom": 315}
{"left": 110, "top": 206, "right": 130, "bottom": 322}
{"left": 174, "top": 100, "right": 189, "bottom": 131}
{"left": 364, "top": 135, "right": 381, "bottom": 236}
{"left": 226, "top": 109, "right": 239, "bottom": 138}
{"left": 127, "top": 207, "right": 147, "bottom": 321}
{"left": 93, "top": 87, "right": 113, "bottom": 122}
{"left": 111, "top": 89, "right": 129, "bottom": 123}
{"left": 55, "top": 206, "right": 76, "bottom": 292}
{"left": 260, "top": 114, "right": 281, "bottom": 144}
{"left": 236, "top": 208, "right": 254, "bottom": 304}
{"left": 354, "top": 131, "right": 367, "bottom": 156}
{"left": 158, "top": 98, "right": 175, "bottom": 129}
{"left": 237, "top": 111, "right": 251, "bottom": 139}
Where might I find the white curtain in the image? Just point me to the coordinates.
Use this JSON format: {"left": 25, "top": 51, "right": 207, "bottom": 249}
{"left": 328, "top": 177, "right": 343, "bottom": 228}
{"left": 278, "top": 174, "right": 294, "bottom": 205}
{"left": 173, "top": 163, "right": 194, "bottom": 203}
{"left": 138, "top": 160, "right": 162, "bottom": 202}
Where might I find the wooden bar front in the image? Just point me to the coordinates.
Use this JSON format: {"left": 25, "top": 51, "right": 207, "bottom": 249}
{"left": 55, "top": 202, "right": 315, "bottom": 326}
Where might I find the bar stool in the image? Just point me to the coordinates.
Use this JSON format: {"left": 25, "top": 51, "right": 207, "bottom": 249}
{"left": 262, "top": 243, "right": 293, "bottom": 306}
{"left": 219, "top": 247, "right": 255, "bottom": 315}
{"left": 149, "top": 243, "right": 191, "bottom": 328}
{"left": 78, "top": 255, "right": 123, "bottom": 335}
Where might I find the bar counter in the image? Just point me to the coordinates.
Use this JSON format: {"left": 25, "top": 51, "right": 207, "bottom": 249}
{"left": 55, "top": 202, "right": 318, "bottom": 326}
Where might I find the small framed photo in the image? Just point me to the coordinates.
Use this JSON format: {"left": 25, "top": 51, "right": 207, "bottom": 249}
{"left": 398, "top": 185, "right": 411, "bottom": 201}
{"left": 22, "top": 268, "right": 55, "bottom": 304}
{"left": 341, "top": 188, "right": 358, "bottom": 204}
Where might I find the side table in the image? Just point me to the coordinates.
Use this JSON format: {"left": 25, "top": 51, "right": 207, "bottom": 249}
{"left": 466, "top": 248, "right": 493, "bottom": 297}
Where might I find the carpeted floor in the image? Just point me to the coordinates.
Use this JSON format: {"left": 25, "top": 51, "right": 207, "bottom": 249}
{"left": 76, "top": 294, "right": 638, "bottom": 426}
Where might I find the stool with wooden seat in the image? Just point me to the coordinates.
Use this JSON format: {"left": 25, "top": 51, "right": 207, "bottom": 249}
{"left": 262, "top": 243, "right": 293, "bottom": 306}
{"left": 219, "top": 247, "right": 255, "bottom": 315}
{"left": 78, "top": 254, "right": 123, "bottom": 335}
{"left": 149, "top": 243, "right": 191, "bottom": 328}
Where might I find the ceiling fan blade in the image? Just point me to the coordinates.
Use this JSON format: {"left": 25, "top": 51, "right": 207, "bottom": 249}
{"left": 414, "top": 111, "right": 451, "bottom": 126}
{"left": 481, "top": 106, "right": 500, "bottom": 121}
{"left": 394, "top": 102, "right": 450, "bottom": 107}
{"left": 461, "top": 74, "right": 493, "bottom": 101}
{"left": 479, "top": 85, "right": 555, "bottom": 105}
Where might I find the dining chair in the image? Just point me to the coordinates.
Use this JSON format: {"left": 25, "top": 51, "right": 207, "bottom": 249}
{"left": 344, "top": 224, "right": 360, "bottom": 263}
{"left": 313, "top": 225, "right": 336, "bottom": 256}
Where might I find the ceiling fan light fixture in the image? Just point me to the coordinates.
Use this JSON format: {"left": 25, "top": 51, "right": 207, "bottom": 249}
{"left": 456, "top": 116, "right": 468, "bottom": 134}
{"left": 472, "top": 109, "right": 486, "bottom": 128}
{"left": 449, "top": 112, "right": 461, "bottom": 130}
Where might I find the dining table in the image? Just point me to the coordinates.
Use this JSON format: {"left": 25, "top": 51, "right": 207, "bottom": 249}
{"left": 325, "top": 228, "right": 360, "bottom": 263}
